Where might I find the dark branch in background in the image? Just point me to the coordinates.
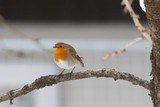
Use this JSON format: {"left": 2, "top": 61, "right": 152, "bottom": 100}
{"left": 0, "top": 15, "right": 51, "bottom": 53}
{"left": 0, "top": 69, "right": 150, "bottom": 104}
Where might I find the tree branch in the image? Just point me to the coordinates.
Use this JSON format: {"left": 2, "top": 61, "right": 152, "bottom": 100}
{"left": 122, "top": 0, "right": 133, "bottom": 14}
{"left": 103, "top": 35, "right": 145, "bottom": 60}
{"left": 0, "top": 69, "right": 150, "bottom": 104}
{"left": 122, "top": 0, "right": 151, "bottom": 41}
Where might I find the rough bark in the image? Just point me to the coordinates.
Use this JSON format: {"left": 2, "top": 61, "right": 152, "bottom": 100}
{"left": 0, "top": 69, "right": 150, "bottom": 104}
{"left": 145, "top": 0, "right": 160, "bottom": 107}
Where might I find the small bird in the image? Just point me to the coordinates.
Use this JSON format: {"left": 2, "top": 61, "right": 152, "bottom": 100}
{"left": 53, "top": 42, "right": 84, "bottom": 75}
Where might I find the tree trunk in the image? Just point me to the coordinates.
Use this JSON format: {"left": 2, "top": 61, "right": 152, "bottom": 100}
{"left": 145, "top": 0, "right": 160, "bottom": 107}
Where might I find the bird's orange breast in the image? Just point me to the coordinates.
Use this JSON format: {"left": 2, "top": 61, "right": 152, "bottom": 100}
{"left": 54, "top": 48, "right": 67, "bottom": 61}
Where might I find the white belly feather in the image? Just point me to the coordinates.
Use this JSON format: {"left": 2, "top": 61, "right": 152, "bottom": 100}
{"left": 55, "top": 60, "right": 76, "bottom": 69}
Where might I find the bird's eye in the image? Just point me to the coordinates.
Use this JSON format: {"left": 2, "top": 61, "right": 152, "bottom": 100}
{"left": 59, "top": 46, "right": 62, "bottom": 48}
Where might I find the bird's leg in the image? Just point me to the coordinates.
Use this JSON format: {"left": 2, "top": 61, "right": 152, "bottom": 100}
{"left": 70, "top": 67, "right": 75, "bottom": 78}
{"left": 58, "top": 69, "right": 65, "bottom": 77}
{"left": 70, "top": 67, "right": 75, "bottom": 74}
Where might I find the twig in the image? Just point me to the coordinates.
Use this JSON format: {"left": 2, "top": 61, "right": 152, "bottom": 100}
{"left": 103, "top": 35, "right": 145, "bottom": 60}
{"left": 0, "top": 69, "right": 150, "bottom": 104}
{"left": 34, "top": 38, "right": 52, "bottom": 53}
{"left": 122, "top": 0, "right": 133, "bottom": 14}
{"left": 121, "top": 0, "right": 151, "bottom": 41}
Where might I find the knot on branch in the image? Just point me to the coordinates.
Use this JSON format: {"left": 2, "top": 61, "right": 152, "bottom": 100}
{"left": 33, "top": 75, "right": 55, "bottom": 89}
{"left": 7, "top": 90, "right": 14, "bottom": 105}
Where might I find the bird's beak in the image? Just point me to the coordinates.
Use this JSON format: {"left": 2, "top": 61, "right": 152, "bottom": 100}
{"left": 53, "top": 46, "right": 56, "bottom": 48}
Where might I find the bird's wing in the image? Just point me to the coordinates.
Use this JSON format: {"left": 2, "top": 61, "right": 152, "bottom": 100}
{"left": 69, "top": 48, "right": 84, "bottom": 67}
{"left": 76, "top": 55, "right": 84, "bottom": 67}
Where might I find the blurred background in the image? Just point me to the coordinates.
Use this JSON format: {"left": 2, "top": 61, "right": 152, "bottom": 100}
{"left": 0, "top": 0, "right": 152, "bottom": 107}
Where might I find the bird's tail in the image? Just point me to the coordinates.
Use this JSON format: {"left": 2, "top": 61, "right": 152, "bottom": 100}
{"left": 77, "top": 55, "right": 84, "bottom": 67}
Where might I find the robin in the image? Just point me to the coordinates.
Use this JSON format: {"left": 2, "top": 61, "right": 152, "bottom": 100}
{"left": 53, "top": 42, "right": 84, "bottom": 75}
